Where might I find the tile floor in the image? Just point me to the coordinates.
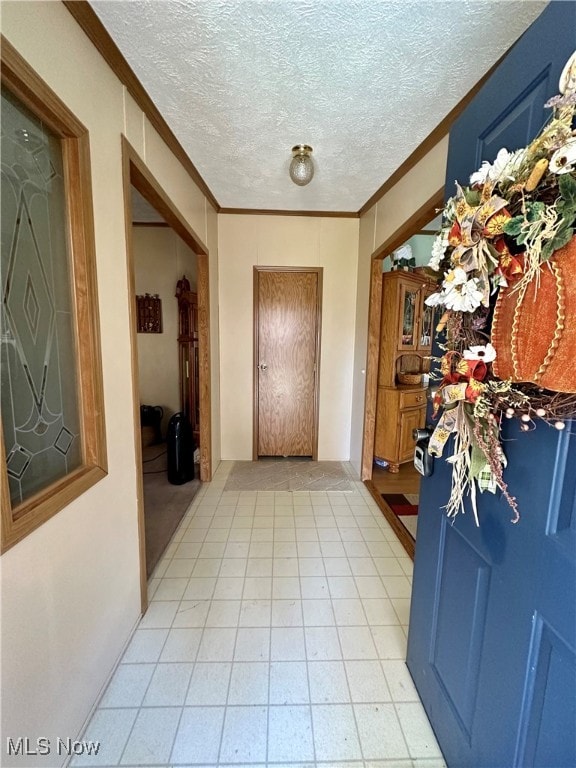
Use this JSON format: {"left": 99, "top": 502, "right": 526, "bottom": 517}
{"left": 74, "top": 462, "right": 445, "bottom": 768}
{"left": 224, "top": 459, "right": 353, "bottom": 492}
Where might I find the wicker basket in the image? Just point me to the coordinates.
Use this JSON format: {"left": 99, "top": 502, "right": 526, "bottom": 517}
{"left": 395, "top": 354, "right": 424, "bottom": 386}
{"left": 397, "top": 372, "right": 422, "bottom": 386}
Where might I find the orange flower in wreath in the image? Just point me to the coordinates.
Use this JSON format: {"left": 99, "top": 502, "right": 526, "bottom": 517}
{"left": 494, "top": 238, "right": 524, "bottom": 282}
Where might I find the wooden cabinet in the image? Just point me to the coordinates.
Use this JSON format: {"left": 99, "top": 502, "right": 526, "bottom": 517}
{"left": 375, "top": 386, "right": 427, "bottom": 471}
{"left": 375, "top": 270, "right": 436, "bottom": 472}
{"left": 378, "top": 271, "right": 436, "bottom": 386}
{"left": 176, "top": 276, "right": 200, "bottom": 442}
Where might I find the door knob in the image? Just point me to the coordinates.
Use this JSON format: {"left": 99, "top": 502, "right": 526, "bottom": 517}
{"left": 258, "top": 362, "right": 268, "bottom": 371}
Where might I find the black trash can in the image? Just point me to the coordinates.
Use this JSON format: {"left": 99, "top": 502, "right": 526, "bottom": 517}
{"left": 166, "top": 412, "right": 195, "bottom": 485}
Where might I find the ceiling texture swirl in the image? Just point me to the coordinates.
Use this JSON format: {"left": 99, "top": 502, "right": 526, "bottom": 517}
{"left": 91, "top": 0, "right": 547, "bottom": 213}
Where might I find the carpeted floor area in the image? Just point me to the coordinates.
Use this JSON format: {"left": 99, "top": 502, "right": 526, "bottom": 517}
{"left": 382, "top": 493, "right": 419, "bottom": 540}
{"left": 399, "top": 514, "right": 418, "bottom": 539}
{"left": 224, "top": 458, "right": 354, "bottom": 492}
{"left": 142, "top": 444, "right": 201, "bottom": 576}
{"left": 381, "top": 493, "right": 418, "bottom": 516}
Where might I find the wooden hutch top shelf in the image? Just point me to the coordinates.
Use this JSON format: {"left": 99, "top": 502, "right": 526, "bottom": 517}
{"left": 378, "top": 270, "right": 437, "bottom": 389}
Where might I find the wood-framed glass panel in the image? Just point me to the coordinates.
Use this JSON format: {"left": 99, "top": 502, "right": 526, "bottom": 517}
{"left": 1, "top": 38, "right": 106, "bottom": 553}
{"left": 418, "top": 285, "right": 436, "bottom": 351}
{"left": 396, "top": 279, "right": 419, "bottom": 351}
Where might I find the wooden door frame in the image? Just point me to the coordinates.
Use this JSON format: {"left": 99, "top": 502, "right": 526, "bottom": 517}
{"left": 253, "top": 266, "right": 323, "bottom": 461}
{"left": 121, "top": 136, "right": 212, "bottom": 613}
{"left": 360, "top": 189, "right": 444, "bottom": 483}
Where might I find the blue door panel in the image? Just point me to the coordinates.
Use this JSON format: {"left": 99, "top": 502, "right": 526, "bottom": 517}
{"left": 520, "top": 618, "right": 576, "bottom": 767}
{"left": 521, "top": 431, "right": 576, "bottom": 768}
{"left": 476, "top": 71, "right": 551, "bottom": 171}
{"left": 446, "top": 1, "right": 574, "bottom": 187}
{"left": 431, "top": 522, "right": 491, "bottom": 737}
{"left": 410, "top": 422, "right": 572, "bottom": 766}
{"left": 407, "top": 3, "right": 576, "bottom": 766}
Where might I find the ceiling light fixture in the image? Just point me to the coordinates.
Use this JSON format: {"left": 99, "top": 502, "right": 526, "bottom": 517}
{"left": 289, "top": 144, "right": 314, "bottom": 186}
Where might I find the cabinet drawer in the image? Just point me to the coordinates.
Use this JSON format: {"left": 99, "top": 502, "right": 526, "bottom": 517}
{"left": 399, "top": 389, "right": 426, "bottom": 409}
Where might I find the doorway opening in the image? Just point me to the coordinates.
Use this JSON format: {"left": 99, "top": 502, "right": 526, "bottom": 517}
{"left": 121, "top": 137, "right": 212, "bottom": 611}
{"left": 132, "top": 196, "right": 201, "bottom": 579}
{"left": 360, "top": 190, "right": 443, "bottom": 558}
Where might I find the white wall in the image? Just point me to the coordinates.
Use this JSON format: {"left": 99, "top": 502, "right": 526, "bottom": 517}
{"left": 408, "top": 233, "right": 436, "bottom": 266}
{"left": 133, "top": 226, "right": 197, "bottom": 435}
{"left": 384, "top": 233, "right": 436, "bottom": 272}
{"left": 206, "top": 203, "right": 222, "bottom": 470}
{"left": 349, "top": 206, "right": 377, "bottom": 474}
{"left": 348, "top": 136, "right": 449, "bottom": 474}
{"left": 218, "top": 214, "right": 359, "bottom": 461}
{"left": 0, "top": 3, "right": 219, "bottom": 765}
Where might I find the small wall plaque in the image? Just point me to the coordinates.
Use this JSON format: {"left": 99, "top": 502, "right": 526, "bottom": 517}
{"left": 136, "top": 294, "right": 162, "bottom": 333}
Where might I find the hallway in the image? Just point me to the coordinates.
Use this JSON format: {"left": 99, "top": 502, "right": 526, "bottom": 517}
{"left": 73, "top": 462, "right": 444, "bottom": 767}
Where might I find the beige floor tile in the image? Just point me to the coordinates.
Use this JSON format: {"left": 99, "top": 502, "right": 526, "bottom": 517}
{"left": 82, "top": 463, "right": 444, "bottom": 768}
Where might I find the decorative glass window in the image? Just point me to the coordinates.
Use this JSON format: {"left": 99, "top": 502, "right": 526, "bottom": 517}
{"left": 1, "top": 40, "right": 106, "bottom": 552}
{"left": 2, "top": 89, "right": 83, "bottom": 503}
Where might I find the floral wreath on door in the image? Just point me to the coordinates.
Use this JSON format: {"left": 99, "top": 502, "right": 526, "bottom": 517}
{"left": 424, "top": 51, "right": 576, "bottom": 524}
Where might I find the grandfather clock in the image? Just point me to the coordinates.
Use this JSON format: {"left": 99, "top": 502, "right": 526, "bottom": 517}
{"left": 175, "top": 275, "right": 199, "bottom": 443}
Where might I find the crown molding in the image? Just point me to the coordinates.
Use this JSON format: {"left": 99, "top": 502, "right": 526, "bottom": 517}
{"left": 63, "top": 0, "right": 220, "bottom": 211}
{"left": 219, "top": 207, "right": 359, "bottom": 218}
{"left": 132, "top": 221, "right": 170, "bottom": 227}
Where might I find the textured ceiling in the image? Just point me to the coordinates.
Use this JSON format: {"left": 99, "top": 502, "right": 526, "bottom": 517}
{"left": 91, "top": 0, "right": 547, "bottom": 212}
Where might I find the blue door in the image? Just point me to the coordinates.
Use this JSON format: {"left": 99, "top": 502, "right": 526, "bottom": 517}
{"left": 407, "top": 4, "right": 576, "bottom": 767}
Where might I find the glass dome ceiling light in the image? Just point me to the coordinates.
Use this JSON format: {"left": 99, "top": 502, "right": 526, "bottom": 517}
{"left": 289, "top": 144, "right": 314, "bottom": 186}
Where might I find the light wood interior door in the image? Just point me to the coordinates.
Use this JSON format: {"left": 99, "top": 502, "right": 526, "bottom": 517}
{"left": 254, "top": 268, "right": 321, "bottom": 458}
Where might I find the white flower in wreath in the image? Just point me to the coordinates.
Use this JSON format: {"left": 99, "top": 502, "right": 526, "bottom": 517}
{"left": 424, "top": 290, "right": 445, "bottom": 307}
{"left": 425, "top": 268, "right": 483, "bottom": 313}
{"left": 469, "top": 148, "right": 526, "bottom": 186}
{"left": 463, "top": 343, "right": 497, "bottom": 363}
{"left": 424, "top": 267, "right": 465, "bottom": 307}
{"left": 460, "top": 277, "right": 485, "bottom": 311}
{"left": 443, "top": 275, "right": 484, "bottom": 313}
{"left": 428, "top": 230, "right": 450, "bottom": 271}
{"left": 444, "top": 197, "right": 457, "bottom": 223}
{"left": 549, "top": 137, "right": 576, "bottom": 175}
{"left": 444, "top": 266, "right": 468, "bottom": 288}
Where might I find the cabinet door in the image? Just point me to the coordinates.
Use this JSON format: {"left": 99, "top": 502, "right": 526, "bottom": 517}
{"left": 397, "top": 280, "right": 420, "bottom": 351}
{"left": 374, "top": 389, "right": 395, "bottom": 460}
{"left": 399, "top": 406, "right": 425, "bottom": 462}
{"left": 417, "top": 286, "right": 436, "bottom": 351}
